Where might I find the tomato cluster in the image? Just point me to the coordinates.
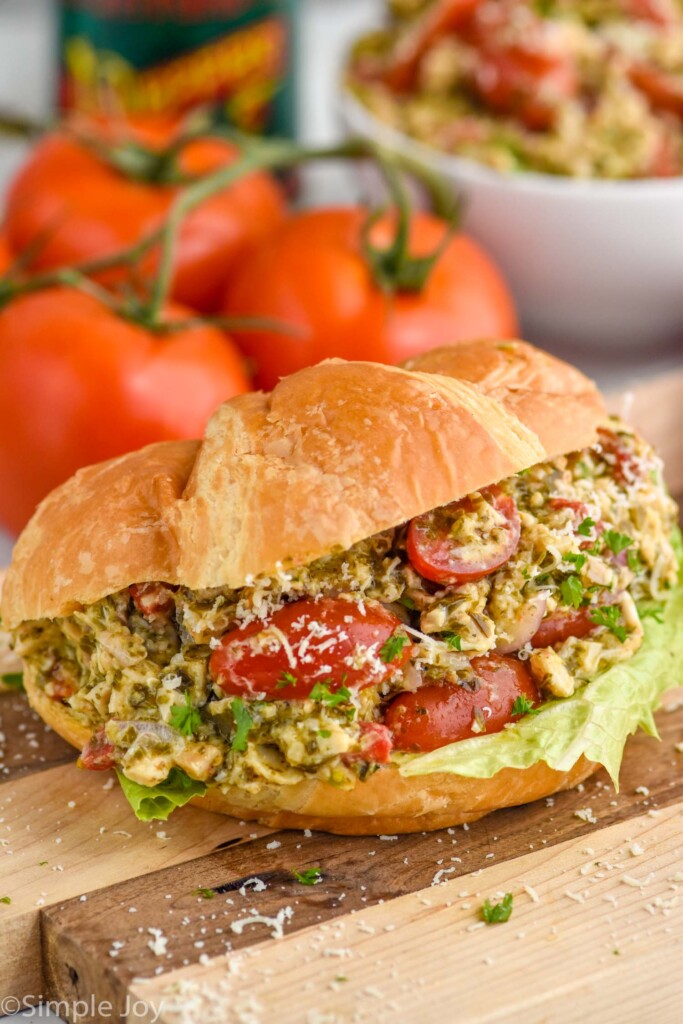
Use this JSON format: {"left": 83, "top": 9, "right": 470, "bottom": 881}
{"left": 0, "top": 117, "right": 517, "bottom": 533}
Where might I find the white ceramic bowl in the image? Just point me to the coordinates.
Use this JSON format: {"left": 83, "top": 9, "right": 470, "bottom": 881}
{"left": 341, "top": 91, "right": 683, "bottom": 351}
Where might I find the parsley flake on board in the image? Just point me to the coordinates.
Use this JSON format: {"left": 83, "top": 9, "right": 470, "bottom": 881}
{"left": 481, "top": 893, "right": 513, "bottom": 924}
{"left": 193, "top": 887, "right": 215, "bottom": 900}
{"left": 560, "top": 575, "right": 584, "bottom": 609}
{"left": 293, "top": 867, "right": 323, "bottom": 885}
{"left": 380, "top": 634, "right": 410, "bottom": 663}
{"left": 169, "top": 694, "right": 202, "bottom": 738}
{"left": 511, "top": 695, "right": 540, "bottom": 717}
{"left": 590, "top": 605, "right": 627, "bottom": 643}
{"left": 230, "top": 698, "right": 254, "bottom": 751}
{"left": 0, "top": 896, "right": 11, "bottom": 905}
{"left": 1, "top": 672, "right": 24, "bottom": 690}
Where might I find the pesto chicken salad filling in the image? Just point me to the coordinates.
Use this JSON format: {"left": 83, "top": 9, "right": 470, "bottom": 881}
{"left": 13, "top": 419, "right": 680, "bottom": 819}
{"left": 349, "top": 0, "right": 683, "bottom": 179}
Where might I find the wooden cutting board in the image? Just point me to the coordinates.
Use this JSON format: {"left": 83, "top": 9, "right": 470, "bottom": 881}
{"left": 1, "top": 370, "right": 682, "bottom": 1024}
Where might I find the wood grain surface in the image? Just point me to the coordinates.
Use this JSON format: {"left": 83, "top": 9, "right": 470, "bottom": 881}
{"left": 0, "top": 693, "right": 679, "bottom": 1020}
{"left": 133, "top": 800, "right": 683, "bottom": 1024}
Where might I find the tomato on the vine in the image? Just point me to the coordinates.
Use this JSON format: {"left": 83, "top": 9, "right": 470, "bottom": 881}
{"left": 4, "top": 124, "right": 285, "bottom": 313}
{"left": 221, "top": 207, "right": 518, "bottom": 389}
{"left": 0, "top": 287, "right": 250, "bottom": 533}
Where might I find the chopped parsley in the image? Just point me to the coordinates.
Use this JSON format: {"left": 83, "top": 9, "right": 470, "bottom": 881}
{"left": 293, "top": 867, "right": 323, "bottom": 886}
{"left": 511, "top": 695, "right": 540, "bottom": 717}
{"left": 318, "top": 729, "right": 332, "bottom": 738}
{"left": 627, "top": 549, "right": 643, "bottom": 573}
{"left": 577, "top": 517, "right": 596, "bottom": 537}
{"left": 603, "top": 530, "right": 633, "bottom": 556}
{"left": 193, "top": 887, "right": 215, "bottom": 900}
{"left": 309, "top": 682, "right": 352, "bottom": 708}
{"left": 230, "top": 697, "right": 254, "bottom": 751}
{"left": 560, "top": 575, "right": 584, "bottom": 609}
{"left": 443, "top": 632, "right": 463, "bottom": 651}
{"left": 564, "top": 552, "right": 587, "bottom": 571}
{"left": 481, "top": 893, "right": 513, "bottom": 924}
{"left": 1, "top": 672, "right": 24, "bottom": 690}
{"left": 640, "top": 606, "right": 664, "bottom": 624}
{"left": 0, "top": 896, "right": 11, "bottom": 905}
{"left": 169, "top": 694, "right": 203, "bottom": 738}
{"left": 380, "top": 634, "right": 410, "bottom": 663}
{"left": 276, "top": 671, "right": 298, "bottom": 689}
{"left": 590, "top": 605, "right": 627, "bottom": 643}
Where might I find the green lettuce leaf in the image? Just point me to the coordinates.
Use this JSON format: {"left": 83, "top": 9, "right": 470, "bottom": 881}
{"left": 400, "top": 560, "right": 683, "bottom": 788}
{"left": 117, "top": 768, "right": 207, "bottom": 821}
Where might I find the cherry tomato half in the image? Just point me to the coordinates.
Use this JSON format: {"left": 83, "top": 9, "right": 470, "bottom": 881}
{"left": 385, "top": 653, "right": 539, "bottom": 752}
{"left": 531, "top": 608, "right": 595, "bottom": 648}
{"left": 407, "top": 486, "right": 521, "bottom": 586}
{"left": 130, "top": 582, "right": 177, "bottom": 619}
{"left": 344, "top": 722, "right": 394, "bottom": 765}
{"left": 209, "top": 598, "right": 412, "bottom": 699}
{"left": 79, "top": 728, "right": 116, "bottom": 771}
{"left": 597, "top": 427, "right": 642, "bottom": 486}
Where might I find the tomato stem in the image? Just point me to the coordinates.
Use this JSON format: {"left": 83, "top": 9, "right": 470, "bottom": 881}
{"left": 360, "top": 150, "right": 461, "bottom": 294}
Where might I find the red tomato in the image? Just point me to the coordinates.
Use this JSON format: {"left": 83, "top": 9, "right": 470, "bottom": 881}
{"left": 221, "top": 207, "right": 518, "bottom": 389}
{"left": 79, "top": 728, "right": 116, "bottom": 771}
{"left": 385, "top": 653, "right": 539, "bottom": 752}
{"left": 0, "top": 287, "right": 250, "bottom": 534}
{"left": 210, "top": 598, "right": 412, "bottom": 698}
{"left": 532, "top": 608, "right": 595, "bottom": 648}
{"left": 130, "top": 582, "right": 177, "bottom": 619}
{"left": 4, "top": 128, "right": 285, "bottom": 313}
{"left": 407, "top": 486, "right": 521, "bottom": 585}
{"left": 344, "top": 722, "right": 394, "bottom": 764}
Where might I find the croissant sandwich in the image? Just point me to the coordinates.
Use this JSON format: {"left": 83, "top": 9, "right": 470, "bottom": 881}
{"left": 2, "top": 339, "right": 681, "bottom": 834}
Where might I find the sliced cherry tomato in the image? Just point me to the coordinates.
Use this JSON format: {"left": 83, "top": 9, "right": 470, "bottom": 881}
{"left": 531, "top": 608, "right": 595, "bottom": 648}
{"left": 628, "top": 62, "right": 683, "bottom": 119}
{"left": 549, "top": 498, "right": 588, "bottom": 516}
{"left": 626, "top": 0, "right": 678, "bottom": 27}
{"left": 344, "top": 722, "right": 394, "bottom": 765}
{"left": 597, "top": 427, "right": 642, "bottom": 486}
{"left": 130, "top": 582, "right": 177, "bottom": 619}
{"left": 473, "top": 47, "right": 578, "bottom": 131}
{"left": 78, "top": 727, "right": 116, "bottom": 771}
{"left": 382, "top": 0, "right": 485, "bottom": 92}
{"left": 647, "top": 131, "right": 681, "bottom": 177}
{"left": 209, "top": 598, "right": 412, "bottom": 699}
{"left": 407, "top": 485, "right": 521, "bottom": 586}
{"left": 385, "top": 653, "right": 539, "bottom": 752}
{"left": 46, "top": 666, "right": 76, "bottom": 702}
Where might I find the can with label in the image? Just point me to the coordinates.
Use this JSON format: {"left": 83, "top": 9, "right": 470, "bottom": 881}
{"left": 58, "top": 0, "right": 297, "bottom": 137}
